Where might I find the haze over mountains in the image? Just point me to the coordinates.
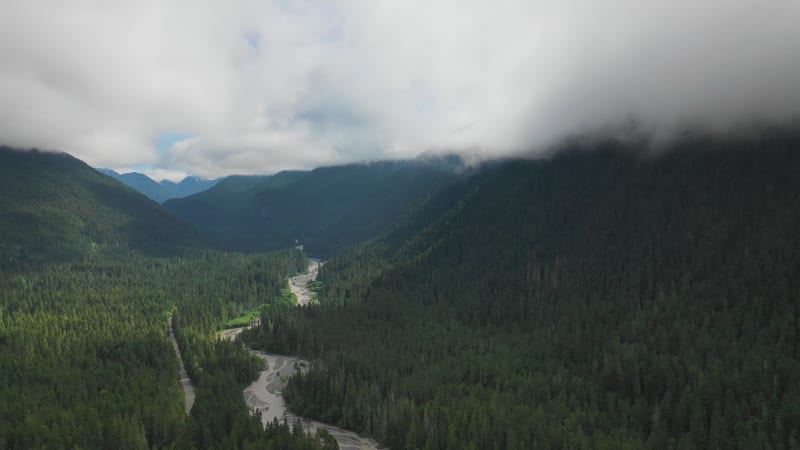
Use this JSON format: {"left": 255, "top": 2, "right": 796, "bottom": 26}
{"left": 96, "top": 168, "right": 221, "bottom": 203}
{"left": 4, "top": 1, "right": 799, "bottom": 177}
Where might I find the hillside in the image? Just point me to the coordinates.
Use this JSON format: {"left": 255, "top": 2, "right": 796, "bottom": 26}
{"left": 0, "top": 147, "right": 198, "bottom": 266}
{"left": 97, "top": 169, "right": 221, "bottom": 203}
{"left": 165, "top": 160, "right": 460, "bottom": 255}
{"left": 164, "top": 173, "right": 297, "bottom": 225}
{"left": 0, "top": 147, "right": 329, "bottom": 449}
{"left": 247, "top": 129, "right": 800, "bottom": 449}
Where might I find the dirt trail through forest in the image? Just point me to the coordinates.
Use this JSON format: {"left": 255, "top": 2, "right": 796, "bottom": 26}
{"left": 168, "top": 317, "right": 196, "bottom": 415}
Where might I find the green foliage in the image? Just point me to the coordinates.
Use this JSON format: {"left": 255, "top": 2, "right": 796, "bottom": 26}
{"left": 247, "top": 130, "right": 800, "bottom": 449}
{"left": 307, "top": 281, "right": 324, "bottom": 292}
{"left": 0, "top": 248, "right": 333, "bottom": 449}
{"left": 279, "top": 288, "right": 299, "bottom": 306}
{"left": 0, "top": 259, "right": 186, "bottom": 449}
{"left": 219, "top": 308, "right": 262, "bottom": 329}
{"left": 9, "top": 130, "right": 800, "bottom": 449}
{"left": 217, "top": 287, "right": 299, "bottom": 329}
{"left": 168, "top": 250, "right": 333, "bottom": 449}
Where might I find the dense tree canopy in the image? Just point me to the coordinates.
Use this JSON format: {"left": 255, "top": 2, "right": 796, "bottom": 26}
{"left": 0, "top": 250, "right": 339, "bottom": 449}
{"left": 6, "top": 129, "right": 800, "bottom": 449}
{"left": 165, "top": 159, "right": 460, "bottom": 256}
{"left": 246, "top": 130, "right": 800, "bottom": 449}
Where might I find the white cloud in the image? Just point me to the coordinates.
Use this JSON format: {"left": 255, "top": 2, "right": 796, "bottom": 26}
{"left": 1, "top": 0, "right": 799, "bottom": 177}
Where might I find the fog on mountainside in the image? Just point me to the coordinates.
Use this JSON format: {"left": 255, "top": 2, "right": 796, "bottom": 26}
{"left": 3, "top": 1, "right": 799, "bottom": 175}
{"left": 249, "top": 127, "right": 800, "bottom": 449}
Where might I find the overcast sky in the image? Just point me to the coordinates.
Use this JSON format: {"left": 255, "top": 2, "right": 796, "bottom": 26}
{"left": 1, "top": 1, "right": 799, "bottom": 180}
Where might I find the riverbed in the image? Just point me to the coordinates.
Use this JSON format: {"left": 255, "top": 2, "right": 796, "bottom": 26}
{"left": 242, "top": 351, "right": 382, "bottom": 450}
{"left": 289, "top": 258, "right": 321, "bottom": 305}
{"left": 222, "top": 259, "right": 384, "bottom": 449}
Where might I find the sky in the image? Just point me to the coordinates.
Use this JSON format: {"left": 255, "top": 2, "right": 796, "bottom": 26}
{"left": 1, "top": 1, "right": 799, "bottom": 180}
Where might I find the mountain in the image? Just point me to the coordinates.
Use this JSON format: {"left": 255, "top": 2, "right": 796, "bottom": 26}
{"left": 0, "top": 149, "right": 317, "bottom": 449}
{"left": 247, "top": 128, "right": 800, "bottom": 449}
{"left": 161, "top": 175, "right": 221, "bottom": 198}
{"left": 1, "top": 147, "right": 198, "bottom": 266}
{"left": 164, "top": 174, "right": 291, "bottom": 223}
{"left": 97, "top": 168, "right": 221, "bottom": 203}
{"left": 164, "top": 160, "right": 460, "bottom": 255}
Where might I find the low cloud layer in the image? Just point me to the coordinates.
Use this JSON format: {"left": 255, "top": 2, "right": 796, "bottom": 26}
{"left": 2, "top": 0, "right": 799, "bottom": 177}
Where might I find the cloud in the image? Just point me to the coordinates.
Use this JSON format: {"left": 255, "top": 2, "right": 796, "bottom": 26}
{"left": 1, "top": 0, "right": 799, "bottom": 176}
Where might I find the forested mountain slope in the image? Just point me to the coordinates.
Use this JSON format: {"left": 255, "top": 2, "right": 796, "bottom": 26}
{"left": 0, "top": 147, "right": 197, "bottom": 266}
{"left": 0, "top": 148, "right": 341, "bottom": 448}
{"left": 163, "top": 172, "right": 300, "bottom": 226}
{"left": 248, "top": 129, "right": 800, "bottom": 449}
{"left": 165, "top": 160, "right": 460, "bottom": 255}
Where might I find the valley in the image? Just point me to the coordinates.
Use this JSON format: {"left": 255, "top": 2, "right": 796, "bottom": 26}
{"left": 220, "top": 260, "right": 382, "bottom": 449}
{"left": 4, "top": 131, "right": 800, "bottom": 449}
{"left": 5, "top": 2, "right": 800, "bottom": 448}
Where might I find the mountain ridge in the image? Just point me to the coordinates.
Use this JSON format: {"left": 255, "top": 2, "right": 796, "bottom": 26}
{"left": 1, "top": 147, "right": 198, "bottom": 267}
{"left": 164, "top": 160, "right": 461, "bottom": 255}
{"left": 97, "top": 168, "right": 222, "bottom": 203}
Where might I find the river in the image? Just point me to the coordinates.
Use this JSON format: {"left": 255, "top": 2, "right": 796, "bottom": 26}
{"left": 289, "top": 258, "right": 322, "bottom": 305}
{"left": 222, "top": 258, "right": 385, "bottom": 450}
{"left": 243, "top": 351, "right": 383, "bottom": 450}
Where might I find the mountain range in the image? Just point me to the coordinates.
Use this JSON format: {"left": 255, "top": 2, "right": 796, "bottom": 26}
{"left": 96, "top": 168, "right": 221, "bottom": 203}
{"left": 164, "top": 158, "right": 462, "bottom": 255}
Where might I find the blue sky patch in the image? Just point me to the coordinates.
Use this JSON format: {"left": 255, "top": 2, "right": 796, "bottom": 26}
{"left": 155, "top": 132, "right": 194, "bottom": 156}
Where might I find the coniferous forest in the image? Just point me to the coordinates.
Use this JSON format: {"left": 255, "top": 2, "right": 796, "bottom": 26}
{"left": 0, "top": 249, "right": 345, "bottom": 449}
{"left": 5, "top": 0, "right": 800, "bottom": 448}
{"left": 4, "top": 128, "right": 800, "bottom": 449}
{"left": 0, "top": 149, "right": 335, "bottom": 449}
{"left": 245, "top": 130, "right": 800, "bottom": 449}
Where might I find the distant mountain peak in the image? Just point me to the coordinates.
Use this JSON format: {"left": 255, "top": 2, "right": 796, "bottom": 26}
{"left": 95, "top": 168, "right": 222, "bottom": 203}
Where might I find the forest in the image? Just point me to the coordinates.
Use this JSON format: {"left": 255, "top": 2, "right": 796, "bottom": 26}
{"left": 164, "top": 159, "right": 460, "bottom": 256}
{"left": 245, "top": 130, "right": 800, "bottom": 449}
{"left": 0, "top": 147, "right": 345, "bottom": 449}
{"left": 0, "top": 249, "right": 345, "bottom": 449}
{"left": 5, "top": 129, "right": 800, "bottom": 449}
